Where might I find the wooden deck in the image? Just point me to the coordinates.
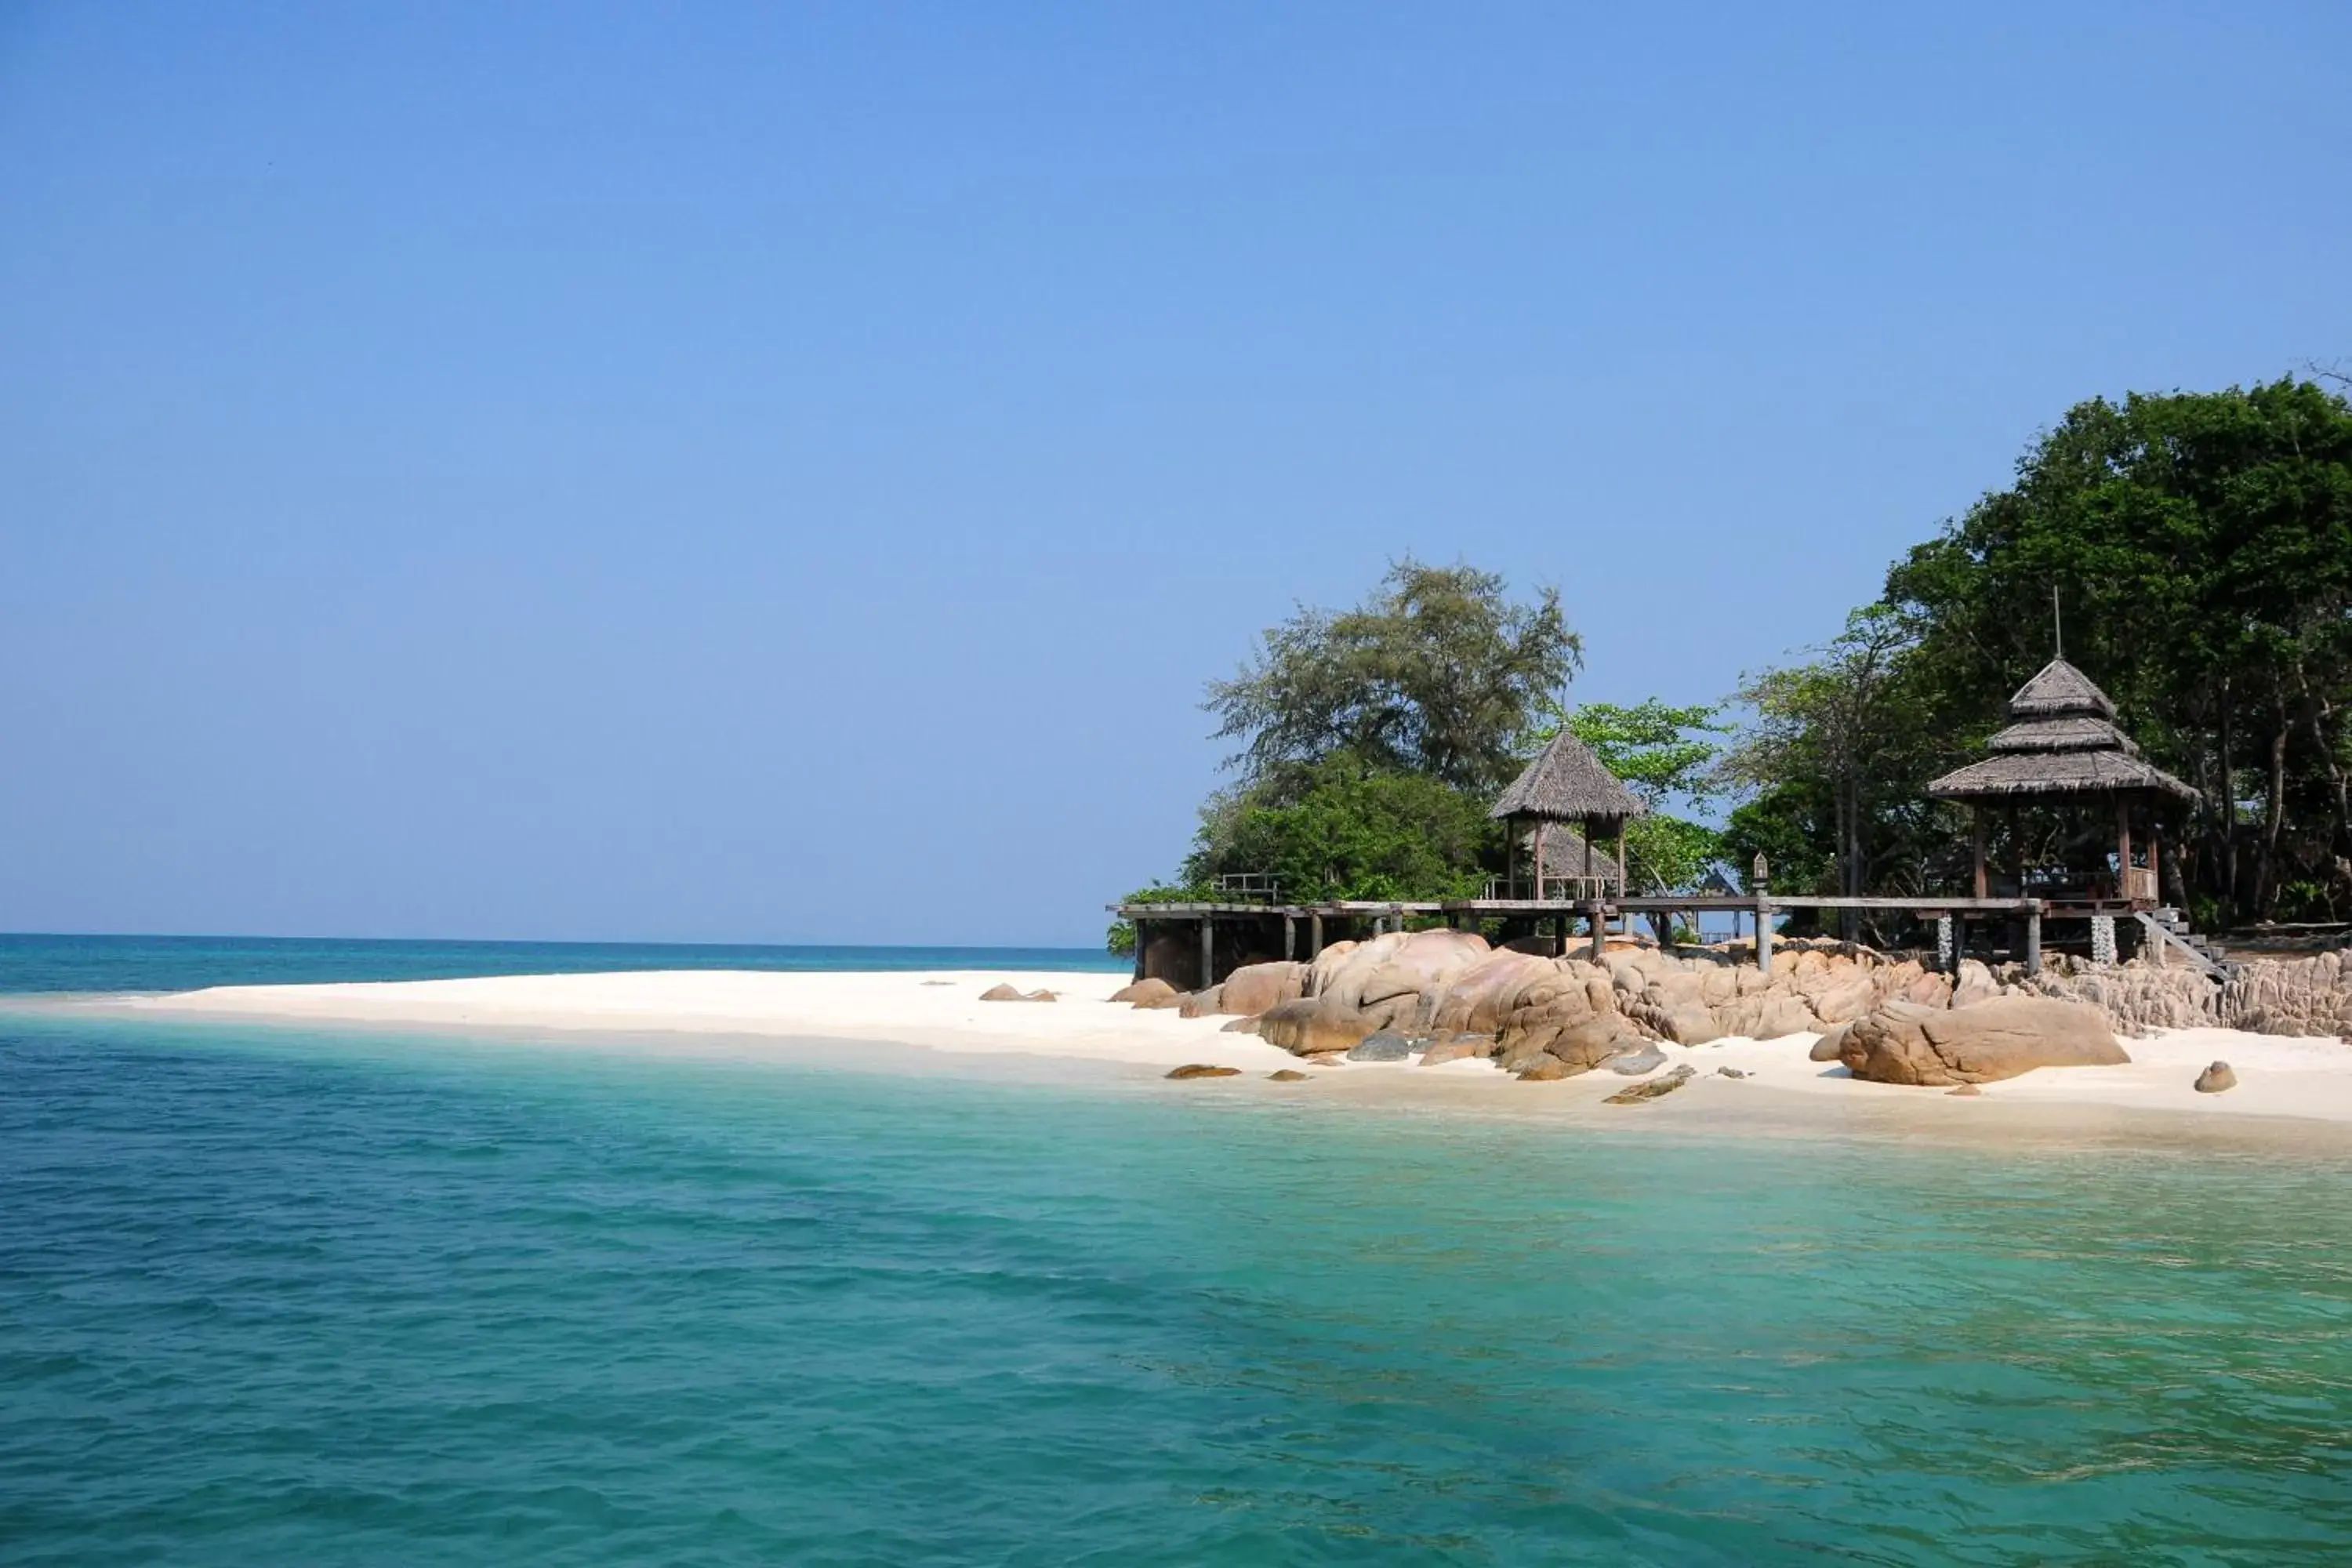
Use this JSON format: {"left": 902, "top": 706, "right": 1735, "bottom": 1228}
{"left": 1111, "top": 891, "right": 2082, "bottom": 989}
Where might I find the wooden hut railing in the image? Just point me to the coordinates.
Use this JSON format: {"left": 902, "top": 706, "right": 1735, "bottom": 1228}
{"left": 1483, "top": 873, "right": 1613, "bottom": 902}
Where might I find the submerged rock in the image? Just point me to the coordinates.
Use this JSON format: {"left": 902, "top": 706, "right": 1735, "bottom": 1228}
{"left": 1605, "top": 1065, "right": 1695, "bottom": 1104}
{"left": 1947, "top": 1083, "right": 1983, "bottom": 1098}
{"left": 1716, "top": 1066, "right": 1748, "bottom": 1080}
{"left": 1268, "top": 1069, "right": 1309, "bottom": 1083}
{"left": 1515, "top": 1057, "right": 1575, "bottom": 1081}
{"left": 2194, "top": 1061, "right": 2237, "bottom": 1094}
{"left": 1165, "top": 1063, "right": 1240, "bottom": 1080}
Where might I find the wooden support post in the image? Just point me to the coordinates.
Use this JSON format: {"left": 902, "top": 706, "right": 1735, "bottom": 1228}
{"left": 1756, "top": 896, "right": 1773, "bottom": 978}
{"left": 1132, "top": 917, "right": 1147, "bottom": 982}
{"left": 1617, "top": 821, "right": 1630, "bottom": 902}
{"left": 1199, "top": 917, "right": 1214, "bottom": 992}
{"left": 1534, "top": 819, "right": 1548, "bottom": 903}
{"left": 2025, "top": 906, "right": 2042, "bottom": 976}
{"left": 1586, "top": 901, "right": 1604, "bottom": 961}
{"left": 1954, "top": 915, "right": 1966, "bottom": 967}
{"left": 2116, "top": 795, "right": 2133, "bottom": 891}
{"left": 1283, "top": 916, "right": 1296, "bottom": 961}
{"left": 1309, "top": 913, "right": 1323, "bottom": 958}
{"left": 1972, "top": 807, "right": 1988, "bottom": 900}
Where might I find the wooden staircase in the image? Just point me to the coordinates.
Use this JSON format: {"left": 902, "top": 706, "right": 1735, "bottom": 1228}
{"left": 2136, "top": 908, "right": 2238, "bottom": 982}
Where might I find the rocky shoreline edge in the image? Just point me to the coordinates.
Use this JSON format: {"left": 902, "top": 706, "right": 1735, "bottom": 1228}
{"left": 1122, "top": 930, "right": 2352, "bottom": 1093}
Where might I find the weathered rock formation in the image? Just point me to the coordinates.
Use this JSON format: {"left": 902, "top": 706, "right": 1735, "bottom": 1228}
{"left": 1216, "top": 961, "right": 1307, "bottom": 1017}
{"left": 2194, "top": 1061, "right": 2237, "bottom": 1094}
{"left": 1838, "top": 996, "right": 2129, "bottom": 1086}
{"left": 1146, "top": 919, "right": 2352, "bottom": 1086}
{"left": 981, "top": 984, "right": 1056, "bottom": 1002}
{"left": 1176, "top": 986, "right": 1223, "bottom": 1019}
{"left": 1165, "top": 1063, "right": 1240, "bottom": 1080}
{"left": 2223, "top": 952, "right": 2352, "bottom": 1040}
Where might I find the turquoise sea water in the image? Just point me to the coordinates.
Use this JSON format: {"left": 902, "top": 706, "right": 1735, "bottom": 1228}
{"left": 0, "top": 931, "right": 1127, "bottom": 997}
{"left": 5, "top": 938, "right": 2351, "bottom": 1563}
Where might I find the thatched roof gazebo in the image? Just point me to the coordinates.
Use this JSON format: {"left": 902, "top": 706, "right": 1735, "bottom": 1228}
{"left": 1490, "top": 730, "right": 1646, "bottom": 900}
{"left": 1926, "top": 659, "right": 2195, "bottom": 906}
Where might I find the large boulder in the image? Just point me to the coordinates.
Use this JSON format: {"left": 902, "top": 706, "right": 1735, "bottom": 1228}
{"left": 1121, "top": 978, "right": 1187, "bottom": 1011}
{"left": 1257, "top": 998, "right": 1374, "bottom": 1057}
{"left": 1176, "top": 985, "right": 1224, "bottom": 1018}
{"left": 1493, "top": 961, "right": 1627, "bottom": 1059}
{"left": 1314, "top": 929, "right": 1492, "bottom": 1033}
{"left": 1417, "top": 1033, "right": 1494, "bottom": 1067}
{"left": 1548, "top": 1014, "right": 1654, "bottom": 1073}
{"left": 1951, "top": 959, "right": 2004, "bottom": 1010}
{"left": 1346, "top": 1032, "right": 1415, "bottom": 1062}
{"left": 1218, "top": 960, "right": 1307, "bottom": 1017}
{"left": 1838, "top": 996, "right": 2129, "bottom": 1086}
{"left": 1304, "top": 938, "right": 1367, "bottom": 998}
{"left": 1428, "top": 950, "right": 1559, "bottom": 1036}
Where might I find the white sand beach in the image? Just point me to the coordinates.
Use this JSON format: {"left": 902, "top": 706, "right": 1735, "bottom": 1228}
{"left": 96, "top": 967, "right": 2352, "bottom": 1133}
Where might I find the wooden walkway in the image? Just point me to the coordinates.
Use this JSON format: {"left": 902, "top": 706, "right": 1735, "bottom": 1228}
{"left": 1112, "top": 893, "right": 2064, "bottom": 989}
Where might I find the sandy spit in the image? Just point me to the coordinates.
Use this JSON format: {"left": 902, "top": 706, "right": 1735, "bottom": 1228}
{"left": 66, "top": 967, "right": 2352, "bottom": 1142}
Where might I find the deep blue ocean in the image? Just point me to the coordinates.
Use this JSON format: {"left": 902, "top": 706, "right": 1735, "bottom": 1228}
{"left": 4, "top": 935, "right": 2350, "bottom": 1564}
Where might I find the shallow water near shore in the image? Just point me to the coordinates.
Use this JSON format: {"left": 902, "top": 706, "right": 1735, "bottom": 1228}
{"left": 8, "top": 1005, "right": 2352, "bottom": 1565}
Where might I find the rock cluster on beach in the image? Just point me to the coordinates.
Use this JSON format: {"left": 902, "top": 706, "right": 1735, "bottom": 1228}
{"left": 1116, "top": 925, "right": 2352, "bottom": 1091}
{"left": 2222, "top": 950, "right": 2352, "bottom": 1040}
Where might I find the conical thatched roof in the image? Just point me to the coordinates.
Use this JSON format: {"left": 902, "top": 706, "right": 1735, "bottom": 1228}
{"left": 2007, "top": 658, "right": 2117, "bottom": 718}
{"left": 1490, "top": 731, "right": 1646, "bottom": 822}
{"left": 1926, "top": 657, "right": 2194, "bottom": 802}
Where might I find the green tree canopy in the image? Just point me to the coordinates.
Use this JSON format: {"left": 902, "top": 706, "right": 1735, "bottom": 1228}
{"left": 1205, "top": 558, "right": 1582, "bottom": 803}
{"left": 1560, "top": 700, "right": 1730, "bottom": 895}
{"left": 1184, "top": 760, "right": 1497, "bottom": 904}
{"left": 1723, "top": 377, "right": 2352, "bottom": 927}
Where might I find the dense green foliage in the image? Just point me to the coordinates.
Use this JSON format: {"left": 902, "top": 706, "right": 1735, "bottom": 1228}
{"left": 1204, "top": 559, "right": 1582, "bottom": 801}
{"left": 1185, "top": 761, "right": 1497, "bottom": 903}
{"left": 1120, "top": 377, "right": 2352, "bottom": 951}
{"left": 1558, "top": 701, "right": 1730, "bottom": 894}
{"left": 1114, "top": 563, "right": 1587, "bottom": 938}
{"left": 1725, "top": 379, "right": 2352, "bottom": 927}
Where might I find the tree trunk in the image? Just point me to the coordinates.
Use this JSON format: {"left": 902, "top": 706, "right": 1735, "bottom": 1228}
{"left": 2218, "top": 676, "right": 2238, "bottom": 926}
{"left": 2256, "top": 695, "right": 2288, "bottom": 918}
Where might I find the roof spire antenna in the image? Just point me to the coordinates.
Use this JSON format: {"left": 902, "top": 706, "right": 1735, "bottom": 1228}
{"left": 2052, "top": 584, "right": 2063, "bottom": 659}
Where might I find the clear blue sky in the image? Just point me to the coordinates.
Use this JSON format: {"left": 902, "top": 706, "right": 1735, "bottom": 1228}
{"left": 4, "top": 3, "right": 2346, "bottom": 946}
